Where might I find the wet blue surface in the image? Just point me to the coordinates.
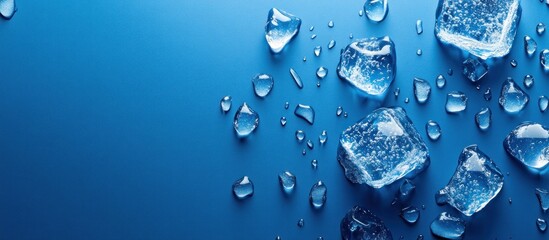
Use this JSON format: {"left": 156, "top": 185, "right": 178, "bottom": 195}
{"left": 0, "top": 0, "right": 548, "bottom": 239}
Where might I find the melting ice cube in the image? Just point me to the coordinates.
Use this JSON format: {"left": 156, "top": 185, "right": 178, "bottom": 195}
{"left": 340, "top": 206, "right": 393, "bottom": 240}
{"left": 265, "top": 8, "right": 301, "bottom": 53}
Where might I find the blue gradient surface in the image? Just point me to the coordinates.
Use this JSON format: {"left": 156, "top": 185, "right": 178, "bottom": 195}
{"left": 0, "top": 0, "right": 548, "bottom": 239}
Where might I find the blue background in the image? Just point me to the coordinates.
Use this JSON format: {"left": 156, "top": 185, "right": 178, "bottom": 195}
{"left": 0, "top": 0, "right": 548, "bottom": 239}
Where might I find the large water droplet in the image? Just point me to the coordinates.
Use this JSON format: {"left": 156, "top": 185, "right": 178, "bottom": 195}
{"left": 295, "top": 130, "right": 306, "bottom": 142}
{"left": 401, "top": 206, "right": 420, "bottom": 224}
{"left": 319, "top": 130, "right": 328, "bottom": 144}
{"left": 252, "top": 74, "right": 274, "bottom": 98}
{"left": 309, "top": 181, "right": 327, "bottom": 208}
{"left": 430, "top": 212, "right": 465, "bottom": 240}
{"left": 413, "top": 78, "right": 431, "bottom": 103}
{"left": 220, "top": 96, "right": 232, "bottom": 113}
{"left": 294, "top": 104, "right": 315, "bottom": 125}
{"left": 536, "top": 188, "right": 549, "bottom": 212}
{"left": 504, "top": 122, "right": 549, "bottom": 170}
{"left": 234, "top": 103, "right": 259, "bottom": 137}
{"left": 523, "top": 74, "right": 534, "bottom": 88}
{"left": 232, "top": 176, "right": 254, "bottom": 199}
{"left": 278, "top": 171, "right": 296, "bottom": 193}
{"left": 537, "top": 218, "right": 547, "bottom": 232}
{"left": 498, "top": 78, "right": 529, "bottom": 114}
{"left": 316, "top": 67, "right": 328, "bottom": 79}
{"left": 537, "top": 23, "right": 546, "bottom": 35}
{"left": 524, "top": 35, "right": 537, "bottom": 57}
{"left": 289, "top": 68, "right": 304, "bottom": 89}
{"left": 0, "top": 0, "right": 16, "bottom": 20}
{"left": 416, "top": 20, "right": 423, "bottom": 34}
{"left": 314, "top": 46, "right": 322, "bottom": 57}
{"left": 436, "top": 74, "right": 446, "bottom": 88}
{"left": 264, "top": 8, "right": 301, "bottom": 53}
{"left": 328, "top": 40, "right": 336, "bottom": 49}
{"left": 446, "top": 91, "right": 468, "bottom": 113}
{"left": 426, "top": 120, "right": 441, "bottom": 140}
{"left": 539, "top": 96, "right": 548, "bottom": 112}
{"left": 540, "top": 49, "right": 549, "bottom": 71}
{"left": 475, "top": 107, "right": 491, "bottom": 130}
{"left": 364, "top": 0, "right": 388, "bottom": 22}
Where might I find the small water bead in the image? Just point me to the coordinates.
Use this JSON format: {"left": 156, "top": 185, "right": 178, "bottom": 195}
{"left": 309, "top": 26, "right": 314, "bottom": 31}
{"left": 295, "top": 130, "right": 306, "bottom": 142}
{"left": 413, "top": 78, "right": 431, "bottom": 103}
{"left": 336, "top": 106, "right": 343, "bottom": 116}
{"left": 328, "top": 20, "right": 334, "bottom": 28}
{"left": 394, "top": 88, "right": 400, "bottom": 98}
{"left": 426, "top": 120, "right": 441, "bottom": 140}
{"left": 404, "top": 97, "right": 410, "bottom": 103}
{"left": 524, "top": 75, "right": 534, "bottom": 88}
{"left": 307, "top": 139, "right": 314, "bottom": 149}
{"left": 436, "top": 75, "right": 446, "bottom": 88}
{"left": 508, "top": 197, "right": 513, "bottom": 204}
{"left": 539, "top": 96, "right": 548, "bottom": 112}
{"left": 541, "top": 49, "right": 549, "bottom": 71}
{"left": 537, "top": 23, "right": 546, "bottom": 35}
{"left": 0, "top": 0, "right": 16, "bottom": 20}
{"left": 416, "top": 49, "right": 422, "bottom": 56}
{"left": 401, "top": 206, "right": 420, "bottom": 224}
{"left": 302, "top": 149, "right": 306, "bottom": 155}
{"left": 232, "top": 176, "right": 254, "bottom": 199}
{"left": 234, "top": 103, "right": 260, "bottom": 137}
{"left": 275, "top": 236, "right": 281, "bottom": 240}
{"left": 447, "top": 68, "right": 453, "bottom": 76}
{"left": 364, "top": 0, "right": 388, "bottom": 22}
{"left": 445, "top": 91, "right": 468, "bottom": 113}
{"left": 316, "top": 66, "right": 328, "bottom": 79}
{"left": 349, "top": 33, "right": 353, "bottom": 39}
{"left": 417, "top": 235, "right": 424, "bottom": 240}
{"left": 284, "top": 102, "right": 289, "bottom": 109}
{"left": 510, "top": 59, "right": 517, "bottom": 68}
{"left": 311, "top": 159, "right": 318, "bottom": 169}
{"left": 252, "top": 74, "right": 274, "bottom": 98}
{"left": 343, "top": 112, "right": 348, "bottom": 117}
{"left": 314, "top": 46, "right": 322, "bottom": 57}
{"left": 475, "top": 107, "right": 492, "bottom": 130}
{"left": 416, "top": 20, "right": 423, "bottom": 34}
{"left": 309, "top": 181, "right": 327, "bottom": 208}
{"left": 524, "top": 35, "right": 537, "bottom": 56}
{"left": 484, "top": 88, "right": 492, "bottom": 101}
{"left": 220, "top": 96, "right": 232, "bottom": 113}
{"left": 319, "top": 130, "right": 328, "bottom": 144}
{"left": 280, "top": 117, "right": 287, "bottom": 126}
{"left": 359, "top": 9, "right": 364, "bottom": 16}
{"left": 311, "top": 34, "right": 317, "bottom": 39}
{"left": 537, "top": 218, "right": 547, "bottom": 232}
{"left": 289, "top": 68, "right": 304, "bottom": 89}
{"left": 278, "top": 171, "right": 296, "bottom": 193}
{"left": 303, "top": 56, "right": 306, "bottom": 62}
{"left": 297, "top": 219, "right": 305, "bottom": 228}
{"left": 328, "top": 40, "right": 336, "bottom": 49}
{"left": 316, "top": 81, "right": 320, "bottom": 87}
{"left": 294, "top": 104, "right": 315, "bottom": 124}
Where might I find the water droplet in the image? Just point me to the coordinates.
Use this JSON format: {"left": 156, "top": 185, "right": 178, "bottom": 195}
{"left": 426, "top": 120, "right": 441, "bottom": 140}
{"left": 462, "top": 58, "right": 488, "bottom": 82}
{"left": 445, "top": 91, "right": 468, "bottom": 113}
{"left": 328, "top": 40, "right": 336, "bottom": 49}
{"left": 0, "top": 0, "right": 16, "bottom": 20}
{"left": 280, "top": 117, "right": 287, "bottom": 126}
{"left": 510, "top": 59, "right": 517, "bottom": 67}
{"left": 309, "top": 26, "right": 314, "bottom": 31}
{"left": 278, "top": 171, "right": 296, "bottom": 193}
{"left": 413, "top": 78, "right": 431, "bottom": 103}
{"left": 232, "top": 176, "right": 254, "bottom": 199}
{"left": 404, "top": 97, "right": 410, "bottom": 103}
{"left": 303, "top": 56, "right": 307, "bottom": 62}
{"left": 275, "top": 236, "right": 282, "bottom": 240}
{"left": 328, "top": 20, "right": 334, "bottom": 28}
{"left": 508, "top": 197, "right": 512, "bottom": 204}
{"left": 536, "top": 188, "right": 549, "bottom": 212}
{"left": 265, "top": 8, "right": 302, "bottom": 53}
{"left": 316, "top": 81, "right": 321, "bottom": 87}
{"left": 343, "top": 112, "right": 348, "bottom": 117}
{"left": 319, "top": 130, "right": 328, "bottom": 144}
{"left": 524, "top": 35, "right": 537, "bottom": 56}
{"left": 316, "top": 67, "right": 328, "bottom": 79}
{"left": 539, "top": 96, "right": 548, "bottom": 112}
{"left": 220, "top": 96, "right": 232, "bottom": 113}
{"left": 349, "top": 33, "right": 353, "bottom": 39}
{"left": 284, "top": 102, "right": 289, "bottom": 109}
{"left": 294, "top": 104, "right": 315, "bottom": 125}
{"left": 401, "top": 206, "right": 420, "bottom": 224}
{"left": 523, "top": 74, "right": 534, "bottom": 88}
{"left": 504, "top": 123, "right": 549, "bottom": 170}
{"left": 297, "top": 218, "right": 305, "bottom": 228}
{"left": 302, "top": 149, "right": 306, "bottom": 155}
{"left": 436, "top": 75, "right": 446, "bottom": 88}
{"left": 430, "top": 212, "right": 465, "bottom": 239}
{"left": 307, "top": 139, "right": 314, "bottom": 149}
{"left": 295, "top": 130, "right": 306, "bottom": 142}
{"left": 234, "top": 103, "right": 260, "bottom": 137}
{"left": 341, "top": 206, "right": 393, "bottom": 239}
{"left": 252, "top": 74, "right": 274, "bottom": 98}
{"left": 475, "top": 107, "right": 491, "bottom": 130}
{"left": 499, "top": 78, "right": 529, "bottom": 114}
{"left": 311, "top": 159, "right": 318, "bottom": 169}
{"left": 364, "top": 0, "right": 388, "bottom": 22}
{"left": 416, "top": 49, "right": 422, "bottom": 56}
{"left": 310, "top": 34, "right": 317, "bottom": 39}
{"left": 309, "top": 181, "right": 327, "bottom": 208}
{"left": 394, "top": 88, "right": 400, "bottom": 98}
{"left": 359, "top": 10, "right": 364, "bottom": 16}
{"left": 484, "top": 88, "right": 492, "bottom": 101}
{"left": 398, "top": 179, "right": 416, "bottom": 201}
{"left": 537, "top": 23, "right": 546, "bottom": 35}
{"left": 314, "top": 46, "right": 322, "bottom": 57}
{"left": 336, "top": 106, "right": 343, "bottom": 116}
{"left": 537, "top": 218, "right": 547, "bottom": 232}
{"left": 417, "top": 234, "right": 424, "bottom": 240}
{"left": 540, "top": 49, "right": 549, "bottom": 71}
{"left": 289, "top": 68, "right": 304, "bottom": 89}
{"left": 447, "top": 68, "right": 453, "bottom": 76}
{"left": 416, "top": 20, "right": 423, "bottom": 34}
